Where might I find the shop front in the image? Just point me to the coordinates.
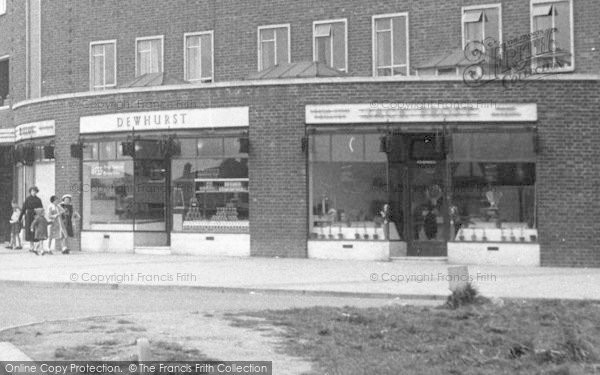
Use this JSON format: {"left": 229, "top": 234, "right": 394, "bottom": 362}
{"left": 78, "top": 107, "right": 250, "bottom": 256}
{"left": 13, "top": 121, "right": 56, "bottom": 209}
{"left": 305, "top": 103, "right": 540, "bottom": 265}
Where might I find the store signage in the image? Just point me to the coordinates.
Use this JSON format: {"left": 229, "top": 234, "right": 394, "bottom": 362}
{"left": 0, "top": 128, "right": 15, "bottom": 144}
{"left": 305, "top": 104, "right": 538, "bottom": 124}
{"left": 80, "top": 107, "right": 249, "bottom": 134}
{"left": 90, "top": 163, "right": 125, "bottom": 177}
{"left": 15, "top": 120, "right": 56, "bottom": 142}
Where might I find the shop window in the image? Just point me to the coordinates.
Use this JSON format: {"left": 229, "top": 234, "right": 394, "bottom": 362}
{"left": 90, "top": 40, "right": 117, "bottom": 90}
{"left": 258, "top": 25, "right": 290, "bottom": 71}
{"left": 184, "top": 32, "right": 213, "bottom": 83}
{"left": 136, "top": 36, "right": 163, "bottom": 76}
{"left": 531, "top": 0, "right": 573, "bottom": 72}
{"left": 373, "top": 13, "right": 409, "bottom": 76}
{"left": 313, "top": 19, "right": 347, "bottom": 72}
{"left": 82, "top": 160, "right": 134, "bottom": 231}
{"left": 450, "top": 131, "right": 537, "bottom": 243}
{"left": 172, "top": 137, "right": 249, "bottom": 234}
{"left": 462, "top": 5, "right": 501, "bottom": 48}
{"left": 310, "top": 134, "right": 390, "bottom": 241}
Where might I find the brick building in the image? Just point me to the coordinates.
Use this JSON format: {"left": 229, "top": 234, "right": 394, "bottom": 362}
{"left": 0, "top": 0, "right": 598, "bottom": 266}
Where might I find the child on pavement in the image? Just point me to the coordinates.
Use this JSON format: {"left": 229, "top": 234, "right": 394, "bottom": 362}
{"left": 30, "top": 208, "right": 50, "bottom": 255}
{"left": 8, "top": 201, "right": 23, "bottom": 250}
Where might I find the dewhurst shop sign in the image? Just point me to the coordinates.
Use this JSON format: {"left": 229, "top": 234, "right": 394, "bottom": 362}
{"left": 79, "top": 107, "right": 249, "bottom": 134}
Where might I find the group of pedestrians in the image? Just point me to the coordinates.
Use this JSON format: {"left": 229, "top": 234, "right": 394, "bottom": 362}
{"left": 7, "top": 186, "right": 79, "bottom": 255}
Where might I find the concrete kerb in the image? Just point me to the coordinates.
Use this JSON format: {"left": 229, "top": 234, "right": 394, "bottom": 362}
{"left": 0, "top": 279, "right": 449, "bottom": 301}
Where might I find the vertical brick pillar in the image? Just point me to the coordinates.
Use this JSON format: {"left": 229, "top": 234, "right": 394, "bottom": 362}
{"left": 54, "top": 101, "right": 81, "bottom": 252}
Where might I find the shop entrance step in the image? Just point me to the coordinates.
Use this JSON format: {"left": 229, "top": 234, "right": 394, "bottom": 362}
{"left": 134, "top": 247, "right": 172, "bottom": 256}
{"left": 391, "top": 256, "right": 448, "bottom": 263}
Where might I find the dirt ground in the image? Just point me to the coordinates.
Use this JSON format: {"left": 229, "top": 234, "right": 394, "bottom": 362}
{"left": 0, "top": 311, "right": 314, "bottom": 375}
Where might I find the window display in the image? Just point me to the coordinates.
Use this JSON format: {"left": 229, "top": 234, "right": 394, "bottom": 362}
{"left": 310, "top": 133, "right": 394, "bottom": 241}
{"left": 450, "top": 162, "right": 536, "bottom": 242}
{"left": 82, "top": 160, "right": 134, "bottom": 230}
{"left": 449, "top": 131, "right": 537, "bottom": 243}
{"left": 171, "top": 137, "right": 249, "bottom": 233}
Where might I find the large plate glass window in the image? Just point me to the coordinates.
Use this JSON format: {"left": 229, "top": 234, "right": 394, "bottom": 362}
{"left": 449, "top": 131, "right": 537, "bottom": 243}
{"left": 309, "top": 133, "right": 392, "bottom": 241}
{"left": 82, "top": 141, "right": 134, "bottom": 231}
{"left": 171, "top": 137, "right": 249, "bottom": 234}
{"left": 373, "top": 13, "right": 409, "bottom": 76}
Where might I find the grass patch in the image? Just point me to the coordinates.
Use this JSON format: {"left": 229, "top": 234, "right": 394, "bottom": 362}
{"left": 233, "top": 300, "right": 600, "bottom": 375}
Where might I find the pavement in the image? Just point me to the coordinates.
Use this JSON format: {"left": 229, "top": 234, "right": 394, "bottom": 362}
{"left": 1, "top": 250, "right": 599, "bottom": 300}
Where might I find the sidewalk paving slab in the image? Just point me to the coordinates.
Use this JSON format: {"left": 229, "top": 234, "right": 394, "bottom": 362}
{"left": 1, "top": 252, "right": 599, "bottom": 300}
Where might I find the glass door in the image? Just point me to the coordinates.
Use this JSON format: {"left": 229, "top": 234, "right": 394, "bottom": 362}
{"left": 405, "top": 132, "right": 448, "bottom": 257}
{"left": 407, "top": 161, "right": 448, "bottom": 256}
{"left": 133, "top": 157, "right": 170, "bottom": 247}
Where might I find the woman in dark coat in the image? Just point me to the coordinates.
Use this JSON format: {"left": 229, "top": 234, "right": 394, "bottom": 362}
{"left": 18, "top": 186, "right": 44, "bottom": 252}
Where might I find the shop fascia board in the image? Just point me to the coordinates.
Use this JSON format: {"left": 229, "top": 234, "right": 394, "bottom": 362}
{"left": 11, "top": 73, "right": 600, "bottom": 111}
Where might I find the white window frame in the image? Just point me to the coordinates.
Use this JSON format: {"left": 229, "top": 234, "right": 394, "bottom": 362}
{"left": 461, "top": 4, "right": 503, "bottom": 49}
{"left": 135, "top": 35, "right": 164, "bottom": 76}
{"left": 257, "top": 24, "right": 291, "bottom": 71}
{"left": 372, "top": 12, "right": 410, "bottom": 77}
{"left": 183, "top": 31, "right": 214, "bottom": 83}
{"left": 89, "top": 40, "right": 117, "bottom": 90}
{"left": 0, "top": 0, "right": 6, "bottom": 15}
{"left": 530, "top": 0, "right": 575, "bottom": 73}
{"left": 312, "top": 19, "right": 348, "bottom": 72}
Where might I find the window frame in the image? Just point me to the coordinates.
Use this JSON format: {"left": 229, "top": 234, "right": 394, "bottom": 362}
{"left": 183, "top": 31, "right": 214, "bottom": 83}
{"left": 257, "top": 23, "right": 291, "bottom": 71}
{"left": 530, "top": 0, "right": 575, "bottom": 73}
{"left": 89, "top": 40, "right": 117, "bottom": 90}
{"left": 371, "top": 12, "right": 410, "bottom": 77}
{"left": 135, "top": 35, "right": 164, "bottom": 77}
{"left": 461, "top": 3, "right": 503, "bottom": 50}
{"left": 312, "top": 18, "right": 348, "bottom": 72}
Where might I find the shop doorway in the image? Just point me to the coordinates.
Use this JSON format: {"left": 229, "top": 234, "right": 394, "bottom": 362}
{"left": 388, "top": 133, "right": 448, "bottom": 257}
{"left": 133, "top": 155, "right": 170, "bottom": 248}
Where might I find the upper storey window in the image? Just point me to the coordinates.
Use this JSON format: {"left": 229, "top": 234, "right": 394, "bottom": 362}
{"left": 90, "top": 41, "right": 117, "bottom": 90}
{"left": 184, "top": 32, "right": 213, "bottom": 83}
{"left": 136, "top": 36, "right": 164, "bottom": 76}
{"left": 313, "top": 19, "right": 347, "bottom": 72}
{"left": 462, "top": 4, "right": 502, "bottom": 48}
{"left": 531, "top": 0, "right": 574, "bottom": 72}
{"left": 258, "top": 24, "right": 290, "bottom": 71}
{"left": 372, "top": 13, "right": 409, "bottom": 76}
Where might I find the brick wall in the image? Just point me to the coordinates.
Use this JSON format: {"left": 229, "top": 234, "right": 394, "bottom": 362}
{"left": 27, "top": 0, "right": 599, "bottom": 97}
{"left": 10, "top": 78, "right": 600, "bottom": 266}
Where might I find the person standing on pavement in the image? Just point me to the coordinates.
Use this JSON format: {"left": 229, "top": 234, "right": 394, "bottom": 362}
{"left": 18, "top": 186, "right": 44, "bottom": 252}
{"left": 31, "top": 208, "right": 50, "bottom": 255}
{"left": 60, "top": 194, "right": 80, "bottom": 254}
{"left": 7, "top": 200, "right": 23, "bottom": 250}
{"left": 47, "top": 196, "right": 66, "bottom": 253}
